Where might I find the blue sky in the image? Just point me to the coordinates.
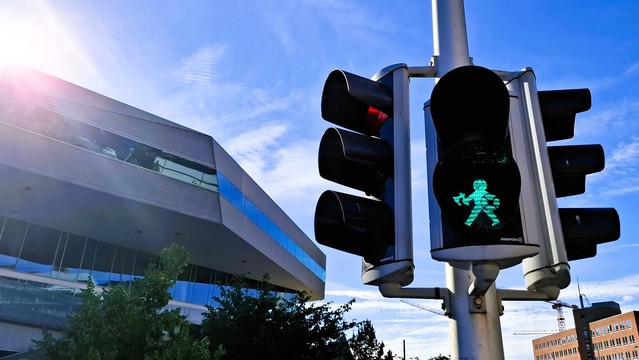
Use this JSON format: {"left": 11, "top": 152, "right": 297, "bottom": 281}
{"left": 2, "top": 1, "right": 639, "bottom": 358}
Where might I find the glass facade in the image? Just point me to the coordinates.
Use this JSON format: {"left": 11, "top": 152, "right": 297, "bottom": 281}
{"left": 218, "top": 173, "right": 326, "bottom": 281}
{"left": 0, "top": 92, "right": 218, "bottom": 191}
{"left": 0, "top": 215, "right": 296, "bottom": 306}
{"left": 0, "top": 88, "right": 324, "bottom": 331}
{"left": 0, "top": 90, "right": 326, "bottom": 283}
{"left": 0, "top": 275, "right": 82, "bottom": 330}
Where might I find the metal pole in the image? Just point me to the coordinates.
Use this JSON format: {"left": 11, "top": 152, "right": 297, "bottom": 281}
{"left": 431, "top": 0, "right": 471, "bottom": 74}
{"left": 431, "top": 0, "right": 505, "bottom": 358}
{"left": 446, "top": 265, "right": 504, "bottom": 359}
{"left": 403, "top": 339, "right": 406, "bottom": 360}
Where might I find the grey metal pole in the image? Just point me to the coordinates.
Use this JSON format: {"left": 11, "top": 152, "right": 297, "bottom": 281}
{"left": 431, "top": 0, "right": 505, "bottom": 358}
{"left": 445, "top": 265, "right": 505, "bottom": 359}
{"left": 431, "top": 0, "right": 470, "bottom": 74}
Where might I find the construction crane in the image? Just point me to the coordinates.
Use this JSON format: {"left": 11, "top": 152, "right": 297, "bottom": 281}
{"left": 513, "top": 329, "right": 556, "bottom": 336}
{"left": 513, "top": 300, "right": 578, "bottom": 335}
{"left": 515, "top": 280, "right": 590, "bottom": 335}
{"left": 400, "top": 299, "right": 447, "bottom": 317}
{"left": 547, "top": 300, "right": 578, "bottom": 332}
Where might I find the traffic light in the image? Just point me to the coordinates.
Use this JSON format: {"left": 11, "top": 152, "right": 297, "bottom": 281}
{"left": 314, "top": 64, "right": 414, "bottom": 286}
{"left": 538, "top": 89, "right": 620, "bottom": 261}
{"left": 505, "top": 69, "right": 621, "bottom": 294}
{"left": 425, "top": 65, "right": 539, "bottom": 268}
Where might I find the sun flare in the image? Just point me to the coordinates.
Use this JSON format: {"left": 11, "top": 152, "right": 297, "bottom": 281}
{"left": 0, "top": 20, "right": 42, "bottom": 66}
{"left": 0, "top": 2, "right": 86, "bottom": 73}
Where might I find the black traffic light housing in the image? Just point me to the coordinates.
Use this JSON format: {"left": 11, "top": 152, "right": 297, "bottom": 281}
{"left": 538, "top": 89, "right": 620, "bottom": 261}
{"left": 426, "top": 65, "right": 539, "bottom": 268}
{"left": 314, "top": 64, "right": 413, "bottom": 286}
{"left": 511, "top": 70, "right": 621, "bottom": 295}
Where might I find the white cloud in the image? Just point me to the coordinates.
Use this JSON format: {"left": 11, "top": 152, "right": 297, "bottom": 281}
{"left": 319, "top": 272, "right": 639, "bottom": 359}
{"left": 224, "top": 129, "right": 328, "bottom": 206}
{"left": 624, "top": 61, "right": 639, "bottom": 77}
{"left": 593, "top": 136, "right": 639, "bottom": 197}
{"left": 314, "top": 0, "right": 395, "bottom": 40}
{"left": 609, "top": 136, "right": 639, "bottom": 167}
{"left": 575, "top": 99, "right": 639, "bottom": 139}
{"left": 225, "top": 122, "right": 289, "bottom": 174}
{"left": 172, "top": 44, "right": 227, "bottom": 85}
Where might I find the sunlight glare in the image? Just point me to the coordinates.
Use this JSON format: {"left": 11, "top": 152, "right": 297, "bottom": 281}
{"left": 0, "top": 2, "right": 90, "bottom": 75}
{"left": 0, "top": 13, "right": 44, "bottom": 68}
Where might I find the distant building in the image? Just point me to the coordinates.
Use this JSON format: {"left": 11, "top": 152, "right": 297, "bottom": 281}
{"left": 533, "top": 328, "right": 581, "bottom": 360}
{"left": 589, "top": 311, "right": 639, "bottom": 360}
{"left": 532, "top": 302, "right": 639, "bottom": 360}
{"left": 573, "top": 302, "right": 623, "bottom": 359}
{"left": 0, "top": 65, "right": 326, "bottom": 354}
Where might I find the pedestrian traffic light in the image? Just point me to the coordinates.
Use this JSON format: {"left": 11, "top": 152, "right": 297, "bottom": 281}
{"left": 505, "top": 69, "right": 621, "bottom": 294}
{"left": 425, "top": 65, "right": 539, "bottom": 268}
{"left": 314, "top": 64, "right": 414, "bottom": 286}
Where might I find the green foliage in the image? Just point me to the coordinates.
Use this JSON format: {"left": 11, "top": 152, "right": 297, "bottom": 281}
{"left": 32, "top": 242, "right": 403, "bottom": 360}
{"left": 201, "top": 276, "right": 358, "bottom": 360}
{"left": 34, "top": 244, "right": 213, "bottom": 360}
{"left": 348, "top": 320, "right": 385, "bottom": 360}
{"left": 382, "top": 349, "right": 396, "bottom": 360}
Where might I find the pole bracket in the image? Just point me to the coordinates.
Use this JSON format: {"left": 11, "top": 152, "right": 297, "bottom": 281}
{"left": 377, "top": 282, "right": 451, "bottom": 317}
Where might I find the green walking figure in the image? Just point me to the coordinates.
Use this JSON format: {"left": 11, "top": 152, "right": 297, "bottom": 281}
{"left": 453, "top": 179, "right": 501, "bottom": 227}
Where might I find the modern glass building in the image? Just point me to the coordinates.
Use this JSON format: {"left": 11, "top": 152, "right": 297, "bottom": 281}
{"left": 0, "top": 65, "right": 326, "bottom": 354}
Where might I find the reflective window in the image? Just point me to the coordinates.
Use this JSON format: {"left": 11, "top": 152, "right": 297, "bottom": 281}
{"left": 15, "top": 223, "right": 61, "bottom": 274}
{"left": 110, "top": 246, "right": 130, "bottom": 283}
{"left": 58, "top": 234, "right": 88, "bottom": 282}
{"left": 0, "top": 215, "right": 299, "bottom": 307}
{"left": 91, "top": 241, "right": 116, "bottom": 285}
{"left": 119, "top": 248, "right": 136, "bottom": 283}
{"left": 0, "top": 93, "right": 309, "bottom": 300}
{"left": 217, "top": 173, "right": 326, "bottom": 282}
{"left": 0, "top": 217, "right": 27, "bottom": 269}
{"left": 0, "top": 92, "right": 218, "bottom": 192}
{"left": 190, "top": 282, "right": 211, "bottom": 305}
{"left": 82, "top": 238, "right": 99, "bottom": 276}
{"left": 132, "top": 251, "right": 154, "bottom": 277}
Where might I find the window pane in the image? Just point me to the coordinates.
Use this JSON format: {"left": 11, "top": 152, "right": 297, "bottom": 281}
{"left": 244, "top": 200, "right": 258, "bottom": 222}
{"left": 0, "top": 218, "right": 27, "bottom": 269}
{"left": 92, "top": 241, "right": 116, "bottom": 272}
{"left": 189, "top": 282, "right": 211, "bottom": 305}
{"left": 119, "top": 248, "right": 135, "bottom": 283}
{"left": 132, "top": 251, "right": 152, "bottom": 277}
{"left": 81, "top": 238, "right": 98, "bottom": 272}
{"left": 172, "top": 280, "right": 189, "bottom": 302}
{"left": 16, "top": 223, "right": 61, "bottom": 275}
{"left": 109, "top": 246, "right": 127, "bottom": 283}
{"left": 161, "top": 159, "right": 202, "bottom": 185}
{"left": 58, "top": 234, "right": 88, "bottom": 282}
{"left": 91, "top": 241, "right": 116, "bottom": 285}
{"left": 228, "top": 185, "right": 244, "bottom": 210}
{"left": 218, "top": 173, "right": 231, "bottom": 197}
{"left": 52, "top": 233, "right": 67, "bottom": 272}
{"left": 194, "top": 266, "right": 212, "bottom": 284}
{"left": 201, "top": 171, "right": 218, "bottom": 191}
{"left": 178, "top": 264, "right": 194, "bottom": 282}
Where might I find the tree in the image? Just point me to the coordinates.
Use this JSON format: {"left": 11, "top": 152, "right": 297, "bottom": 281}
{"left": 382, "top": 350, "right": 397, "bottom": 360}
{"left": 427, "top": 355, "right": 449, "bottom": 360}
{"left": 35, "top": 244, "right": 213, "bottom": 360}
{"left": 200, "top": 276, "right": 358, "bottom": 360}
{"left": 348, "top": 320, "right": 385, "bottom": 360}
